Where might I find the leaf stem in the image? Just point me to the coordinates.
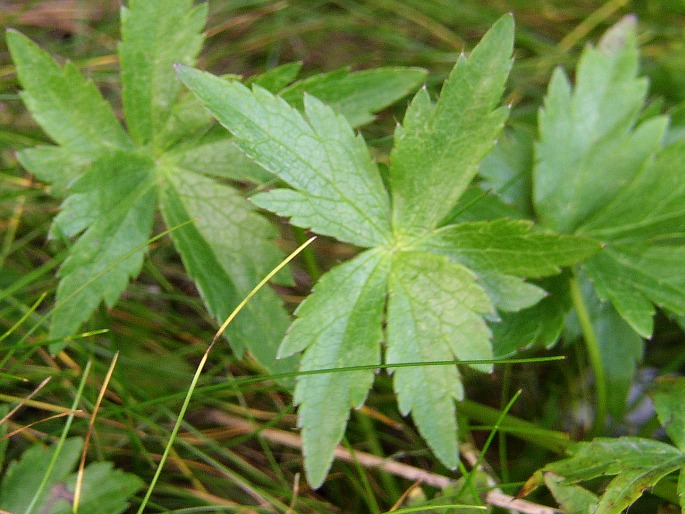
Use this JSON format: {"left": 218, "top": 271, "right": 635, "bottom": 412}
{"left": 569, "top": 272, "right": 607, "bottom": 436}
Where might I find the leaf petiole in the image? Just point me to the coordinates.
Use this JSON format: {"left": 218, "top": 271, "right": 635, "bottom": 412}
{"left": 569, "top": 272, "right": 607, "bottom": 437}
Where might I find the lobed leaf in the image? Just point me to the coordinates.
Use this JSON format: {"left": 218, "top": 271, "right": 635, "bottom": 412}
{"left": 386, "top": 251, "right": 494, "bottom": 469}
{"left": 177, "top": 65, "right": 392, "bottom": 247}
{"left": 280, "top": 249, "right": 391, "bottom": 487}
{"left": 6, "top": 30, "right": 131, "bottom": 154}
{"left": 389, "top": 14, "right": 514, "bottom": 233}
{"left": 50, "top": 153, "right": 156, "bottom": 344}
{"left": 119, "top": 0, "right": 206, "bottom": 148}
{"left": 534, "top": 16, "right": 663, "bottom": 234}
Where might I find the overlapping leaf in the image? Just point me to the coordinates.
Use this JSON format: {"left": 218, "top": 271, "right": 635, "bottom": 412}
{"left": 534, "top": 16, "right": 660, "bottom": 234}
{"left": 50, "top": 153, "right": 157, "bottom": 341}
{"left": 6, "top": 30, "right": 131, "bottom": 154}
{"left": 533, "top": 16, "right": 685, "bottom": 338}
{"left": 10, "top": 0, "right": 422, "bottom": 370}
{"left": 175, "top": 66, "right": 393, "bottom": 247}
{"left": 578, "top": 142, "right": 685, "bottom": 337}
{"left": 181, "top": 14, "right": 597, "bottom": 487}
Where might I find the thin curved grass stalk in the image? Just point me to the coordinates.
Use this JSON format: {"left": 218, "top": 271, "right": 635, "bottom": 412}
{"left": 135, "top": 236, "right": 315, "bottom": 513}
{"left": 73, "top": 351, "right": 119, "bottom": 513}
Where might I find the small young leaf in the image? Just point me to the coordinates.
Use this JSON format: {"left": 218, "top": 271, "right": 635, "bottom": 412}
{"left": 544, "top": 472, "right": 599, "bottom": 514}
{"left": 479, "top": 272, "right": 547, "bottom": 312}
{"left": 119, "top": 0, "right": 206, "bottom": 148}
{"left": 279, "top": 66, "right": 427, "bottom": 127}
{"left": 491, "top": 273, "right": 572, "bottom": 357}
{"left": 6, "top": 30, "right": 131, "bottom": 153}
{"left": 247, "top": 62, "right": 303, "bottom": 92}
{"left": 166, "top": 125, "right": 275, "bottom": 181}
{"left": 281, "top": 249, "right": 391, "bottom": 487}
{"left": 389, "top": 14, "right": 513, "bottom": 232}
{"left": 386, "top": 251, "right": 494, "bottom": 469}
{"left": 177, "top": 66, "right": 393, "bottom": 247}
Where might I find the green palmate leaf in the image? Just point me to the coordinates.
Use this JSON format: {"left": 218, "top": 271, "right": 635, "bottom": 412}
{"left": 158, "top": 169, "right": 296, "bottom": 374}
{"left": 50, "top": 153, "right": 156, "bottom": 342}
{"left": 386, "top": 251, "right": 494, "bottom": 469}
{"left": 534, "top": 16, "right": 663, "bottom": 234}
{"left": 544, "top": 438, "right": 685, "bottom": 514}
{"left": 9, "top": 3, "right": 297, "bottom": 373}
{"left": 119, "top": 0, "right": 206, "bottom": 148}
{"left": 279, "top": 249, "right": 390, "bottom": 488}
{"left": 389, "top": 14, "right": 513, "bottom": 232}
{"left": 176, "top": 65, "right": 392, "bottom": 247}
{"left": 6, "top": 30, "right": 131, "bottom": 154}
{"left": 279, "top": 66, "right": 427, "bottom": 127}
{"left": 181, "top": 15, "right": 595, "bottom": 487}
{"left": 532, "top": 15, "right": 685, "bottom": 339}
